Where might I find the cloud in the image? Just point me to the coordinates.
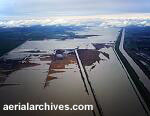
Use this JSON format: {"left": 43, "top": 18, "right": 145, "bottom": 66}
{"left": 0, "top": 14, "right": 150, "bottom": 28}
{"left": 1, "top": 0, "right": 150, "bottom": 16}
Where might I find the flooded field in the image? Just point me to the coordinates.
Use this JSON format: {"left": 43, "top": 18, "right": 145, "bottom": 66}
{"left": 0, "top": 27, "right": 148, "bottom": 116}
{"left": 78, "top": 47, "right": 147, "bottom": 116}
{"left": 0, "top": 48, "right": 96, "bottom": 115}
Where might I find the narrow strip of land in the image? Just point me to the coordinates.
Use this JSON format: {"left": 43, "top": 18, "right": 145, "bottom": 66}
{"left": 115, "top": 28, "right": 150, "bottom": 115}
{"left": 120, "top": 29, "right": 150, "bottom": 92}
{"left": 75, "top": 49, "right": 103, "bottom": 116}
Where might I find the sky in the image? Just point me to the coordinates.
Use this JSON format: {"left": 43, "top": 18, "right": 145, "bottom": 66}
{"left": 0, "top": 0, "right": 150, "bottom": 17}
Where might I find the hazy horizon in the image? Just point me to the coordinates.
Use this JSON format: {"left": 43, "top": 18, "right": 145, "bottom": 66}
{"left": 0, "top": 0, "right": 150, "bottom": 17}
